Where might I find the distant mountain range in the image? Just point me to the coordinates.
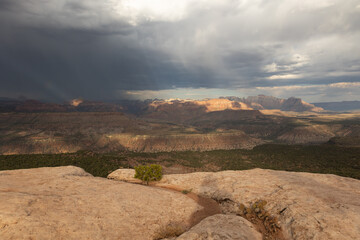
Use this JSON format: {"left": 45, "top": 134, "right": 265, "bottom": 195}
{"left": 0, "top": 99, "right": 123, "bottom": 113}
{"left": 312, "top": 101, "right": 360, "bottom": 112}
{"left": 1, "top": 95, "right": 358, "bottom": 113}
{"left": 222, "top": 95, "right": 323, "bottom": 112}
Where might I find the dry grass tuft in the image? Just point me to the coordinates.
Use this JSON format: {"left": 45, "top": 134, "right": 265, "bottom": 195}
{"left": 237, "top": 199, "right": 285, "bottom": 240}
{"left": 153, "top": 222, "right": 186, "bottom": 240}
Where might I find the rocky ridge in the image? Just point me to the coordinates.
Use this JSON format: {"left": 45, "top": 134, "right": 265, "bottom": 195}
{"left": 0, "top": 95, "right": 323, "bottom": 114}
{"left": 224, "top": 95, "right": 323, "bottom": 112}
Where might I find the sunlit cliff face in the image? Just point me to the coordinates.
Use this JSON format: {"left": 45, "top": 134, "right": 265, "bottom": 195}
{"left": 71, "top": 99, "right": 83, "bottom": 107}
{"left": 195, "top": 99, "right": 252, "bottom": 112}
{"left": 149, "top": 98, "right": 252, "bottom": 112}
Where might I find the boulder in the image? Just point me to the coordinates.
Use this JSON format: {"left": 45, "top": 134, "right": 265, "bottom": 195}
{"left": 107, "top": 168, "right": 141, "bottom": 183}
{"left": 176, "top": 214, "right": 262, "bottom": 240}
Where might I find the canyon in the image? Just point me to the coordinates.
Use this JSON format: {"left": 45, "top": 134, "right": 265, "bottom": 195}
{"left": 0, "top": 96, "right": 359, "bottom": 154}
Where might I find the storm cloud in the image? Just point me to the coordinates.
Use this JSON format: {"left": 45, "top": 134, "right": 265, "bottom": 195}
{"left": 0, "top": 0, "right": 359, "bottom": 102}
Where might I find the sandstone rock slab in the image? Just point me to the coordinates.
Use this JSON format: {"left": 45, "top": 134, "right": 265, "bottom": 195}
{"left": 0, "top": 166, "right": 201, "bottom": 240}
{"left": 109, "top": 168, "right": 360, "bottom": 240}
{"left": 159, "top": 169, "right": 360, "bottom": 240}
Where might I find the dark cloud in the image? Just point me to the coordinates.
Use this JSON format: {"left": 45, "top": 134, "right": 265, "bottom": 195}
{"left": 0, "top": 27, "right": 191, "bottom": 100}
{"left": 0, "top": 0, "right": 13, "bottom": 10}
{"left": 0, "top": 0, "right": 359, "bottom": 102}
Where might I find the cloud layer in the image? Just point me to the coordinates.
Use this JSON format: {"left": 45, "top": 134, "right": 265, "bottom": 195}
{"left": 0, "top": 0, "right": 359, "bottom": 102}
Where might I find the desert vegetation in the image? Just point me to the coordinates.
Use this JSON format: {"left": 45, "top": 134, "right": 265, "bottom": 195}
{"left": 238, "top": 200, "right": 284, "bottom": 240}
{"left": 153, "top": 222, "right": 186, "bottom": 240}
{"left": 134, "top": 164, "right": 163, "bottom": 185}
{"left": 1, "top": 144, "right": 359, "bottom": 179}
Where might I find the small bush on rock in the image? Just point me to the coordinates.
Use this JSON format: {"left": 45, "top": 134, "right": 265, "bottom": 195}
{"left": 134, "top": 164, "right": 163, "bottom": 185}
{"left": 181, "top": 189, "right": 192, "bottom": 194}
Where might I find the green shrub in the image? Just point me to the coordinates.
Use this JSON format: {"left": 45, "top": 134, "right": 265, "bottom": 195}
{"left": 134, "top": 164, "right": 163, "bottom": 185}
{"left": 181, "top": 189, "right": 192, "bottom": 194}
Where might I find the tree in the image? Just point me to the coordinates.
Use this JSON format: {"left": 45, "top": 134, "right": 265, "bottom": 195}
{"left": 134, "top": 164, "right": 163, "bottom": 185}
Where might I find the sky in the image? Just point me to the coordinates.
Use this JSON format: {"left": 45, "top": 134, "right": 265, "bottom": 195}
{"left": 0, "top": 0, "right": 359, "bottom": 102}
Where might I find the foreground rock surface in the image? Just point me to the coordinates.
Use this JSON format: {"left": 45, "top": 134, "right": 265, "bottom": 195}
{"left": 176, "top": 214, "right": 262, "bottom": 240}
{"left": 109, "top": 168, "right": 360, "bottom": 240}
{"left": 0, "top": 166, "right": 203, "bottom": 240}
